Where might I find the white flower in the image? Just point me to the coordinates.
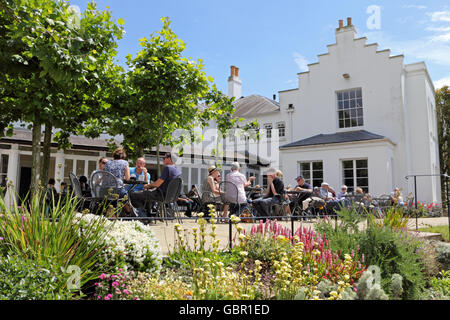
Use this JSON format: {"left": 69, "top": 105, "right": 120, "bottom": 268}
{"left": 73, "top": 214, "right": 162, "bottom": 272}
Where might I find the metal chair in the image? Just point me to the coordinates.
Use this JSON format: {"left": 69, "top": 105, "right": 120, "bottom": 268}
{"left": 219, "top": 181, "right": 240, "bottom": 215}
{"left": 156, "top": 177, "right": 183, "bottom": 225}
{"left": 89, "top": 170, "right": 121, "bottom": 215}
{"left": 69, "top": 172, "right": 95, "bottom": 212}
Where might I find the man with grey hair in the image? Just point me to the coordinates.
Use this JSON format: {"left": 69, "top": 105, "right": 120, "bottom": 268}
{"left": 251, "top": 168, "right": 284, "bottom": 217}
{"left": 225, "top": 162, "right": 255, "bottom": 215}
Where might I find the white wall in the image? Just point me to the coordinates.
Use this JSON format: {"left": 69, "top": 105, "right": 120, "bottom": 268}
{"left": 281, "top": 140, "right": 395, "bottom": 196}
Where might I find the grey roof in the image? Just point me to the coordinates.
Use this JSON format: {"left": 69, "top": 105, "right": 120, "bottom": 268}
{"left": 280, "top": 130, "right": 387, "bottom": 149}
{"left": 233, "top": 95, "right": 280, "bottom": 118}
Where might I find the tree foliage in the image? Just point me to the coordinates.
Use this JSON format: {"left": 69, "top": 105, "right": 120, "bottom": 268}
{"left": 0, "top": 0, "right": 124, "bottom": 189}
{"left": 435, "top": 85, "right": 449, "bottom": 205}
{"left": 100, "top": 17, "right": 244, "bottom": 171}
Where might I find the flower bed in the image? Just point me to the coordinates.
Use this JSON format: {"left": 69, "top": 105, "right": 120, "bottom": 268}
{"left": 74, "top": 213, "right": 162, "bottom": 273}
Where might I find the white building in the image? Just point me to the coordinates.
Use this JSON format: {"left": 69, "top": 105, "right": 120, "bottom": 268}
{"left": 0, "top": 18, "right": 441, "bottom": 205}
{"left": 231, "top": 18, "right": 441, "bottom": 203}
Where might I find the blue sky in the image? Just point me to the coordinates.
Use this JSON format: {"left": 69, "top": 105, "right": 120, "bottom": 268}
{"left": 70, "top": 0, "right": 450, "bottom": 98}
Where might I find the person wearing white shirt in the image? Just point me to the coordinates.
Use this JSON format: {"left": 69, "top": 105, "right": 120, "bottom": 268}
{"left": 225, "top": 162, "right": 255, "bottom": 215}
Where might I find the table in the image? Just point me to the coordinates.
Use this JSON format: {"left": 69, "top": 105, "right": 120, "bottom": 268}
{"left": 123, "top": 179, "right": 147, "bottom": 193}
{"left": 245, "top": 187, "right": 264, "bottom": 200}
{"left": 285, "top": 190, "right": 312, "bottom": 216}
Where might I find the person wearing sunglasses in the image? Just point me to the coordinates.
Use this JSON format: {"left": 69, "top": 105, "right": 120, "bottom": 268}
{"left": 130, "top": 152, "right": 181, "bottom": 213}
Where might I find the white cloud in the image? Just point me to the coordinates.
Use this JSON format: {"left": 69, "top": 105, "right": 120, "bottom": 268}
{"left": 293, "top": 52, "right": 309, "bottom": 72}
{"left": 434, "top": 77, "right": 450, "bottom": 89}
{"left": 403, "top": 5, "right": 427, "bottom": 10}
{"left": 430, "top": 33, "right": 450, "bottom": 42}
{"left": 426, "top": 26, "right": 450, "bottom": 32}
{"left": 429, "top": 11, "right": 450, "bottom": 22}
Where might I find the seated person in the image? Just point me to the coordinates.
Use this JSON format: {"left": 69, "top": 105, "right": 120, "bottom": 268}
{"left": 319, "top": 182, "right": 344, "bottom": 214}
{"left": 45, "top": 178, "right": 59, "bottom": 204}
{"left": 337, "top": 185, "right": 348, "bottom": 200}
{"left": 177, "top": 194, "right": 196, "bottom": 217}
{"left": 390, "top": 187, "right": 404, "bottom": 206}
{"left": 276, "top": 170, "right": 291, "bottom": 216}
{"left": 201, "top": 166, "right": 222, "bottom": 204}
{"left": 252, "top": 168, "right": 284, "bottom": 217}
{"left": 60, "top": 181, "right": 68, "bottom": 195}
{"left": 127, "top": 157, "right": 150, "bottom": 192}
{"left": 185, "top": 185, "right": 202, "bottom": 211}
{"left": 59, "top": 181, "right": 68, "bottom": 203}
{"left": 130, "top": 152, "right": 181, "bottom": 215}
{"left": 302, "top": 187, "right": 325, "bottom": 211}
{"left": 225, "top": 162, "right": 255, "bottom": 216}
{"left": 290, "top": 175, "right": 313, "bottom": 212}
{"left": 104, "top": 147, "right": 131, "bottom": 215}
{"left": 79, "top": 175, "right": 92, "bottom": 197}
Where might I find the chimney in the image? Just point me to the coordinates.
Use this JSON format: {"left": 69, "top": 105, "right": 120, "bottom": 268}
{"left": 336, "top": 17, "right": 357, "bottom": 39}
{"left": 347, "top": 17, "right": 352, "bottom": 26}
{"left": 273, "top": 94, "right": 276, "bottom": 101}
{"left": 228, "top": 65, "right": 242, "bottom": 100}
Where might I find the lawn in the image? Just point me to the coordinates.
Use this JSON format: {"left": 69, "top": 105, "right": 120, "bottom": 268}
{"left": 419, "top": 225, "right": 450, "bottom": 242}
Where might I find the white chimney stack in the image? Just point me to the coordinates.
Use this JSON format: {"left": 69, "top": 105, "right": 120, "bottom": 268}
{"left": 228, "top": 65, "right": 242, "bottom": 100}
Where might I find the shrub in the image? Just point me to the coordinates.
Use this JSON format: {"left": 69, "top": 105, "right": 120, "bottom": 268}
{"left": 0, "top": 189, "right": 113, "bottom": 289}
{"left": 0, "top": 255, "right": 73, "bottom": 300}
{"left": 358, "top": 226, "right": 426, "bottom": 300}
{"left": 93, "top": 269, "right": 136, "bottom": 300}
{"left": 127, "top": 271, "right": 193, "bottom": 300}
{"left": 429, "top": 270, "right": 450, "bottom": 296}
{"left": 368, "top": 207, "right": 410, "bottom": 231}
{"left": 237, "top": 220, "right": 366, "bottom": 299}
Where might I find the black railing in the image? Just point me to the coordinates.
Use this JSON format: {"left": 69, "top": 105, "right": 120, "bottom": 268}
{"left": 107, "top": 213, "right": 340, "bottom": 250}
{"left": 405, "top": 173, "right": 449, "bottom": 236}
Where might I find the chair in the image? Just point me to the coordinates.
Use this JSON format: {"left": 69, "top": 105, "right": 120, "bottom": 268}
{"left": 89, "top": 170, "right": 121, "bottom": 215}
{"left": 156, "top": 177, "right": 183, "bottom": 225}
{"left": 219, "top": 180, "right": 240, "bottom": 214}
{"left": 69, "top": 172, "right": 95, "bottom": 212}
{"left": 200, "top": 187, "right": 222, "bottom": 217}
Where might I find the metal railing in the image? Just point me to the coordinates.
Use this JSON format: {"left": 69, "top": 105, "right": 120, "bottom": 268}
{"left": 107, "top": 213, "right": 340, "bottom": 250}
{"left": 405, "top": 173, "right": 449, "bottom": 236}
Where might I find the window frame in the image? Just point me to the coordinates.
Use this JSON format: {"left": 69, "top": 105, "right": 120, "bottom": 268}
{"left": 336, "top": 88, "right": 364, "bottom": 130}
{"left": 340, "top": 158, "right": 369, "bottom": 193}
{"left": 264, "top": 123, "right": 273, "bottom": 139}
{"left": 298, "top": 160, "right": 324, "bottom": 188}
{"left": 276, "top": 122, "right": 286, "bottom": 138}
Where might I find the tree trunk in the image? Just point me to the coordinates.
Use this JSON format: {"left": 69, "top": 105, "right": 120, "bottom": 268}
{"left": 156, "top": 110, "right": 164, "bottom": 177}
{"left": 137, "top": 145, "right": 144, "bottom": 159}
{"left": 31, "top": 122, "right": 42, "bottom": 197}
{"left": 41, "top": 122, "right": 52, "bottom": 186}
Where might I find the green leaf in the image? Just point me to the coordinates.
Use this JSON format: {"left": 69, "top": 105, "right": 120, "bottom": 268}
{"left": 117, "top": 18, "right": 125, "bottom": 25}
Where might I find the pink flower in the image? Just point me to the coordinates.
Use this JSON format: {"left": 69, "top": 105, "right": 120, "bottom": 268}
{"left": 112, "top": 281, "right": 119, "bottom": 287}
{"left": 123, "top": 290, "right": 130, "bottom": 295}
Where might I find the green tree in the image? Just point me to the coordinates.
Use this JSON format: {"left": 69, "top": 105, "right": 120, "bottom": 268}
{"left": 0, "top": 0, "right": 124, "bottom": 192}
{"left": 436, "top": 85, "right": 449, "bottom": 206}
{"left": 103, "top": 17, "right": 243, "bottom": 174}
